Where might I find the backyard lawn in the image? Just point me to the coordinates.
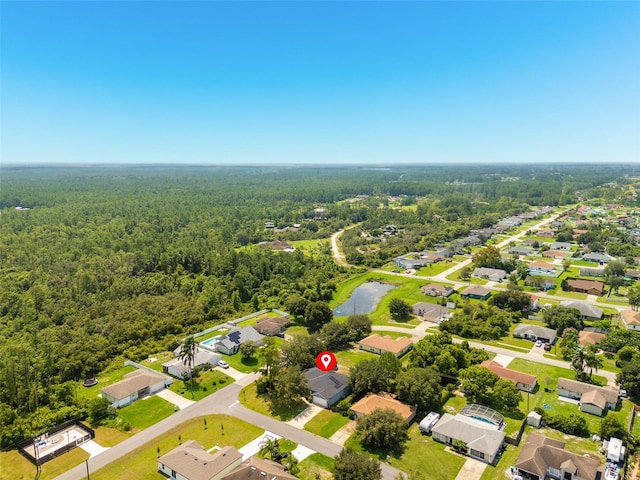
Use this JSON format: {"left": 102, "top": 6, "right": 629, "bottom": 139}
{"left": 75, "top": 363, "right": 137, "bottom": 402}
{"left": 304, "top": 410, "right": 350, "bottom": 438}
{"left": 345, "top": 424, "right": 466, "bottom": 480}
{"left": 118, "top": 395, "right": 176, "bottom": 431}
{"left": 89, "top": 415, "right": 263, "bottom": 480}
{"left": 335, "top": 348, "right": 379, "bottom": 370}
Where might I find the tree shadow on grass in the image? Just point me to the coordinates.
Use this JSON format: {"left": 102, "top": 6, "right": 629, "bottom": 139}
{"left": 241, "top": 357, "right": 259, "bottom": 368}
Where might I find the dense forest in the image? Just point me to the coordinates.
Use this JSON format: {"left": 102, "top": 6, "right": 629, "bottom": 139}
{"left": 0, "top": 163, "right": 637, "bottom": 447}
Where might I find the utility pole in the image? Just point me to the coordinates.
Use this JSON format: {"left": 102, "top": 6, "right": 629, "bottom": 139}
{"left": 85, "top": 459, "right": 90, "bottom": 480}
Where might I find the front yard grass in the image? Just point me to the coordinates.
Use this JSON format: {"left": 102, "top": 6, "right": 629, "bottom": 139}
{"left": 304, "top": 410, "right": 349, "bottom": 438}
{"left": 345, "top": 424, "right": 466, "bottom": 480}
{"left": 90, "top": 414, "right": 263, "bottom": 480}
{"left": 168, "top": 369, "right": 233, "bottom": 400}
{"left": 118, "top": 395, "right": 175, "bottom": 431}
{"left": 298, "top": 453, "right": 335, "bottom": 480}
{"left": 239, "top": 382, "right": 306, "bottom": 421}
{"left": 335, "top": 349, "right": 379, "bottom": 370}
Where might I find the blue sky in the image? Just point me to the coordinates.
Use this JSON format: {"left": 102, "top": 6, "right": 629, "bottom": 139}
{"left": 2, "top": 1, "right": 639, "bottom": 165}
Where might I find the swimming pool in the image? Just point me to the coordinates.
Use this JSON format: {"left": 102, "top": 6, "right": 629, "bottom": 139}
{"left": 200, "top": 336, "right": 220, "bottom": 347}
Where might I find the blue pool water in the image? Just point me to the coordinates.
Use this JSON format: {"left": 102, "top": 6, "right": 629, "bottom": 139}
{"left": 333, "top": 281, "right": 397, "bottom": 317}
{"left": 200, "top": 336, "right": 220, "bottom": 347}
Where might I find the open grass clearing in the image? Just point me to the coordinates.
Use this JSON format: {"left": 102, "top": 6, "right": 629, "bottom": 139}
{"left": 416, "top": 260, "right": 461, "bottom": 277}
{"left": 239, "top": 382, "right": 306, "bottom": 422}
{"left": 304, "top": 409, "right": 350, "bottom": 438}
{"left": 76, "top": 364, "right": 137, "bottom": 402}
{"left": 168, "top": 369, "right": 233, "bottom": 400}
{"left": 335, "top": 349, "right": 379, "bottom": 370}
{"left": 0, "top": 444, "right": 89, "bottom": 480}
{"left": 89, "top": 414, "right": 263, "bottom": 480}
{"left": 298, "top": 453, "right": 335, "bottom": 480}
{"left": 118, "top": 395, "right": 175, "bottom": 431}
{"left": 345, "top": 424, "right": 466, "bottom": 480}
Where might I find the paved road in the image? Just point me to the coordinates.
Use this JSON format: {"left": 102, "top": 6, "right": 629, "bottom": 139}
{"left": 54, "top": 372, "right": 403, "bottom": 480}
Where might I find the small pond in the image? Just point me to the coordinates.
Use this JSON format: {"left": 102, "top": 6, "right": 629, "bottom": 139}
{"left": 333, "top": 281, "right": 397, "bottom": 317}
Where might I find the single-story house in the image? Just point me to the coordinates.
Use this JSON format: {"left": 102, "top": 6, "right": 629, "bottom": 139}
{"left": 582, "top": 252, "right": 615, "bottom": 264}
{"left": 579, "top": 267, "right": 605, "bottom": 277}
{"left": 480, "top": 360, "right": 537, "bottom": 392}
{"left": 559, "top": 300, "right": 604, "bottom": 320}
{"left": 421, "top": 283, "right": 455, "bottom": 297}
{"left": 500, "top": 216, "right": 522, "bottom": 227}
{"left": 421, "top": 252, "right": 445, "bottom": 264}
{"left": 158, "top": 442, "right": 243, "bottom": 480}
{"left": 102, "top": 369, "right": 168, "bottom": 408}
{"left": 430, "top": 409, "right": 505, "bottom": 464}
{"left": 221, "top": 456, "right": 300, "bottom": 480}
{"left": 461, "top": 286, "right": 492, "bottom": 300}
{"left": 620, "top": 310, "right": 640, "bottom": 331}
{"left": 412, "top": 302, "right": 450, "bottom": 323}
{"left": 564, "top": 279, "right": 604, "bottom": 296}
{"left": 515, "top": 434, "right": 602, "bottom": 480}
{"left": 556, "top": 378, "right": 620, "bottom": 416}
{"left": 471, "top": 267, "right": 507, "bottom": 282}
{"left": 508, "top": 245, "right": 533, "bottom": 256}
{"left": 537, "top": 228, "right": 556, "bottom": 238}
{"left": 253, "top": 316, "right": 290, "bottom": 337}
{"left": 513, "top": 324, "right": 557, "bottom": 344}
{"left": 394, "top": 254, "right": 429, "bottom": 270}
{"left": 578, "top": 330, "right": 606, "bottom": 346}
{"left": 549, "top": 242, "right": 572, "bottom": 251}
{"left": 358, "top": 334, "right": 413, "bottom": 357}
{"left": 214, "top": 327, "right": 265, "bottom": 355}
{"left": 304, "top": 367, "right": 351, "bottom": 408}
{"left": 626, "top": 269, "right": 640, "bottom": 280}
{"left": 528, "top": 261, "right": 559, "bottom": 277}
{"left": 542, "top": 249, "right": 572, "bottom": 260}
{"left": 350, "top": 392, "right": 416, "bottom": 423}
{"left": 163, "top": 346, "right": 221, "bottom": 378}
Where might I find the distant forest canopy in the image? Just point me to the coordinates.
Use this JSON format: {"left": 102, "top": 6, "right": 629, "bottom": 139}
{"left": 0, "top": 163, "right": 637, "bottom": 446}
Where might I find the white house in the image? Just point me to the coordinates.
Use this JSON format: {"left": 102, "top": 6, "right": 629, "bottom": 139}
{"left": 621, "top": 310, "right": 640, "bottom": 331}
{"left": 101, "top": 369, "right": 168, "bottom": 408}
{"left": 162, "top": 346, "right": 221, "bottom": 378}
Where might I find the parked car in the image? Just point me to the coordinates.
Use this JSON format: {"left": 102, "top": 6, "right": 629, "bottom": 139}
{"left": 543, "top": 343, "right": 551, "bottom": 351}
{"left": 217, "top": 360, "right": 229, "bottom": 369}
{"left": 535, "top": 340, "right": 542, "bottom": 347}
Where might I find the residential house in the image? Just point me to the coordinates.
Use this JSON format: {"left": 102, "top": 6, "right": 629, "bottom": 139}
{"left": 394, "top": 254, "right": 428, "bottom": 270}
{"left": 578, "top": 267, "right": 605, "bottom": 277}
{"left": 157, "top": 443, "right": 243, "bottom": 480}
{"left": 304, "top": 367, "right": 351, "bottom": 408}
{"left": 625, "top": 269, "right": 640, "bottom": 280}
{"left": 412, "top": 302, "right": 450, "bottom": 323}
{"left": 102, "top": 369, "right": 168, "bottom": 408}
{"left": 536, "top": 228, "right": 556, "bottom": 238}
{"left": 620, "top": 310, "right": 640, "bottom": 331}
{"left": 163, "top": 346, "right": 221, "bottom": 378}
{"left": 578, "top": 330, "right": 605, "bottom": 347}
{"left": 471, "top": 267, "right": 507, "bottom": 282}
{"left": 421, "top": 252, "right": 445, "bottom": 264}
{"left": 528, "top": 261, "right": 559, "bottom": 277}
{"left": 350, "top": 392, "right": 417, "bottom": 423}
{"left": 524, "top": 276, "right": 556, "bottom": 291}
{"left": 430, "top": 405, "right": 505, "bottom": 465}
{"left": 221, "top": 456, "right": 300, "bottom": 480}
{"left": 508, "top": 245, "right": 533, "bottom": 256}
{"left": 480, "top": 360, "right": 537, "bottom": 392}
{"left": 582, "top": 252, "right": 615, "bottom": 264}
{"left": 513, "top": 324, "right": 557, "bottom": 344}
{"left": 556, "top": 378, "right": 620, "bottom": 416}
{"left": 253, "top": 316, "right": 290, "bottom": 337}
{"left": 421, "top": 283, "right": 455, "bottom": 297}
{"left": 514, "top": 434, "right": 602, "bottom": 480}
{"left": 461, "top": 286, "right": 492, "bottom": 300}
{"left": 500, "top": 216, "right": 522, "bottom": 227}
{"left": 358, "top": 334, "right": 413, "bottom": 358}
{"left": 565, "top": 279, "right": 604, "bottom": 296}
{"left": 559, "top": 300, "right": 604, "bottom": 320}
{"left": 214, "top": 327, "right": 265, "bottom": 355}
{"left": 542, "top": 249, "right": 572, "bottom": 260}
{"left": 549, "top": 242, "right": 572, "bottom": 251}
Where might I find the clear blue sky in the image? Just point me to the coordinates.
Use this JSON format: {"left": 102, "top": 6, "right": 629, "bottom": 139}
{"left": 2, "top": 1, "right": 639, "bottom": 165}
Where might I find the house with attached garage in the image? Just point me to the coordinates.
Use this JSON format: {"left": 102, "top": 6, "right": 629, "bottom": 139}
{"left": 162, "top": 346, "right": 221, "bottom": 378}
{"left": 564, "top": 279, "right": 604, "bottom": 296}
{"left": 528, "top": 261, "right": 559, "bottom": 277}
{"left": 559, "top": 300, "right": 604, "bottom": 320}
{"left": 460, "top": 286, "right": 492, "bottom": 300}
{"left": 101, "top": 369, "right": 169, "bottom": 408}
{"left": 358, "top": 334, "right": 413, "bottom": 358}
{"left": 213, "top": 326, "right": 265, "bottom": 355}
{"left": 412, "top": 302, "right": 451, "bottom": 323}
{"left": 620, "top": 310, "right": 640, "bottom": 331}
{"left": 514, "top": 433, "right": 602, "bottom": 480}
{"left": 350, "top": 392, "right": 417, "bottom": 423}
{"left": 513, "top": 324, "right": 557, "bottom": 344}
{"left": 420, "top": 283, "right": 455, "bottom": 297}
{"left": 480, "top": 360, "right": 537, "bottom": 392}
{"left": 556, "top": 378, "right": 620, "bottom": 416}
{"left": 304, "top": 367, "right": 351, "bottom": 408}
{"left": 471, "top": 267, "right": 507, "bottom": 282}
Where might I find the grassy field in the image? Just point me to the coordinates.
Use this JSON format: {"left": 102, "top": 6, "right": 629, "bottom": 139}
{"left": 0, "top": 444, "right": 90, "bottom": 480}
{"left": 89, "top": 415, "right": 263, "bottom": 480}
{"left": 118, "top": 395, "right": 175, "bottom": 431}
{"left": 168, "top": 369, "right": 233, "bottom": 400}
{"left": 239, "top": 382, "right": 306, "bottom": 421}
{"left": 76, "top": 363, "right": 137, "bottom": 402}
{"left": 298, "top": 453, "right": 335, "bottom": 480}
{"left": 345, "top": 424, "right": 466, "bottom": 480}
{"left": 304, "top": 410, "right": 350, "bottom": 438}
{"left": 373, "top": 330, "right": 414, "bottom": 339}
{"left": 335, "top": 349, "right": 379, "bottom": 370}
{"left": 289, "top": 239, "right": 330, "bottom": 254}
{"left": 415, "top": 261, "right": 460, "bottom": 277}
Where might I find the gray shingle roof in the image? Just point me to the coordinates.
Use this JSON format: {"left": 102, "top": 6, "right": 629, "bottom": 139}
{"left": 304, "top": 367, "right": 350, "bottom": 401}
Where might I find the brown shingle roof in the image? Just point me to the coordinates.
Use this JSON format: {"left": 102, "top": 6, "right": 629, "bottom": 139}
{"left": 566, "top": 279, "right": 604, "bottom": 294}
{"left": 578, "top": 331, "right": 605, "bottom": 346}
{"left": 358, "top": 334, "right": 413, "bottom": 355}
{"left": 480, "top": 361, "right": 536, "bottom": 387}
{"left": 557, "top": 378, "right": 619, "bottom": 406}
{"left": 221, "top": 456, "right": 299, "bottom": 480}
{"left": 351, "top": 392, "right": 417, "bottom": 422}
{"left": 621, "top": 309, "right": 640, "bottom": 326}
{"left": 158, "top": 442, "right": 243, "bottom": 480}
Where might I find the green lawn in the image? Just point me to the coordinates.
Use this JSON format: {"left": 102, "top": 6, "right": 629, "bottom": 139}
{"left": 118, "top": 395, "right": 175, "bottom": 431}
{"left": 239, "top": 382, "right": 306, "bottom": 421}
{"left": 373, "top": 330, "right": 414, "bottom": 339}
{"left": 76, "top": 364, "right": 137, "bottom": 402}
{"left": 335, "top": 349, "right": 379, "bottom": 370}
{"left": 168, "top": 369, "right": 233, "bottom": 400}
{"left": 552, "top": 290, "right": 588, "bottom": 300}
{"left": 479, "top": 431, "right": 529, "bottom": 480}
{"left": 289, "top": 239, "right": 330, "bottom": 254}
{"left": 304, "top": 410, "right": 350, "bottom": 438}
{"left": 416, "top": 261, "right": 460, "bottom": 277}
{"left": 0, "top": 444, "right": 89, "bottom": 480}
{"left": 298, "top": 453, "right": 335, "bottom": 480}
{"left": 345, "top": 424, "right": 466, "bottom": 480}
{"left": 89, "top": 415, "right": 263, "bottom": 480}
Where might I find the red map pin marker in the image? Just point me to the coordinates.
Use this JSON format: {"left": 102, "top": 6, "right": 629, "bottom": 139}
{"left": 316, "top": 351, "right": 337, "bottom": 372}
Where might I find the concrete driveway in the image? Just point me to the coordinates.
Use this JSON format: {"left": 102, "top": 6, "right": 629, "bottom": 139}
{"left": 216, "top": 365, "right": 247, "bottom": 381}
{"left": 238, "top": 431, "right": 281, "bottom": 459}
{"left": 79, "top": 440, "right": 109, "bottom": 458}
{"left": 454, "top": 457, "right": 487, "bottom": 480}
{"left": 287, "top": 404, "right": 323, "bottom": 429}
{"left": 155, "top": 389, "right": 195, "bottom": 410}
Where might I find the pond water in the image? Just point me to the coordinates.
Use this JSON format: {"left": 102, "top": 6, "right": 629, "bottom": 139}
{"left": 333, "top": 281, "right": 397, "bottom": 317}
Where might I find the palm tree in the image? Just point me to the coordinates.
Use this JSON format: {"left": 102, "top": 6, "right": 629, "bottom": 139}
{"left": 584, "top": 345, "right": 604, "bottom": 380}
{"left": 570, "top": 347, "right": 587, "bottom": 380}
{"left": 259, "top": 437, "right": 281, "bottom": 461}
{"left": 179, "top": 335, "right": 197, "bottom": 398}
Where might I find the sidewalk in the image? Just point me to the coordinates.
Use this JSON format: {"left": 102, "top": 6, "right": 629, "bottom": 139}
{"left": 329, "top": 420, "right": 356, "bottom": 446}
